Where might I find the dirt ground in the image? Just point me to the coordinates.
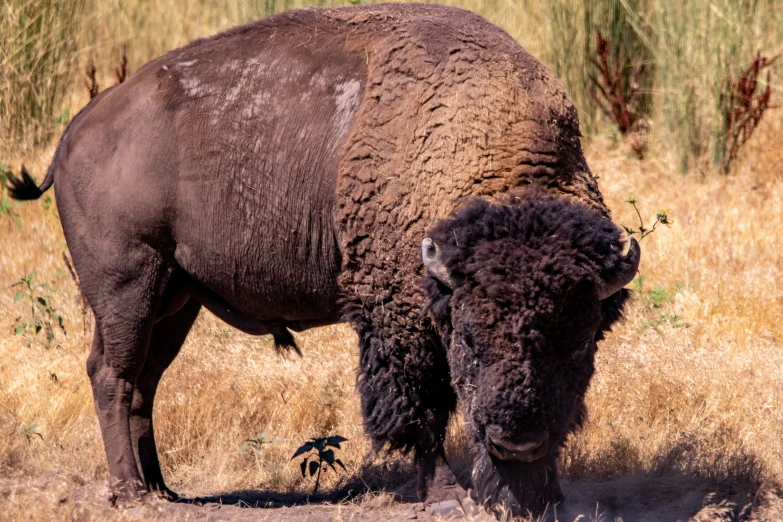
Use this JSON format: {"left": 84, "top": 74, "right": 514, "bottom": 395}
{"left": 4, "top": 470, "right": 783, "bottom": 521}
{"left": 0, "top": 470, "right": 472, "bottom": 522}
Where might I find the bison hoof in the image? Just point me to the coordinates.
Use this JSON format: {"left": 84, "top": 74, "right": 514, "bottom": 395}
{"left": 419, "top": 463, "right": 489, "bottom": 519}
{"left": 108, "top": 480, "right": 146, "bottom": 508}
{"left": 151, "top": 486, "right": 179, "bottom": 502}
{"left": 108, "top": 480, "right": 179, "bottom": 507}
{"left": 425, "top": 497, "right": 484, "bottom": 519}
{"left": 425, "top": 462, "right": 468, "bottom": 502}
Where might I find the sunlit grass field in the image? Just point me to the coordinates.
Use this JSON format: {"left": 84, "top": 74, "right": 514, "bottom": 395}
{"left": 2, "top": 1, "right": 783, "bottom": 520}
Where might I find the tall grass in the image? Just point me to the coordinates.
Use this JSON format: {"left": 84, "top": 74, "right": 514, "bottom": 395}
{"left": 652, "top": 0, "right": 779, "bottom": 172}
{"left": 2, "top": 0, "right": 780, "bottom": 169}
{"left": 536, "top": 0, "right": 655, "bottom": 134}
{"left": 0, "top": 0, "right": 84, "bottom": 153}
{"left": 533, "top": 0, "right": 781, "bottom": 171}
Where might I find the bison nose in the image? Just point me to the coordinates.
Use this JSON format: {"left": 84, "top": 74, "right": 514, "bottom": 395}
{"left": 485, "top": 426, "right": 549, "bottom": 462}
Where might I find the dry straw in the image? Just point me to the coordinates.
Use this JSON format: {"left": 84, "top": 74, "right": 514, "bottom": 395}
{"left": 2, "top": 1, "right": 783, "bottom": 520}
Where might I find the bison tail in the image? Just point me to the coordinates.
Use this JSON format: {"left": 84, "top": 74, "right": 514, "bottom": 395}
{"left": 5, "top": 164, "right": 52, "bottom": 201}
{"left": 5, "top": 89, "right": 98, "bottom": 202}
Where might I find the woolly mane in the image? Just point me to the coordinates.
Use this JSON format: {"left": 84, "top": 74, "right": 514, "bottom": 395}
{"left": 421, "top": 194, "right": 631, "bottom": 341}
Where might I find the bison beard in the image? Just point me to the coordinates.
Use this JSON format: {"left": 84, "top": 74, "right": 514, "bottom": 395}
{"left": 471, "top": 442, "right": 562, "bottom": 516}
{"left": 340, "top": 294, "right": 457, "bottom": 457}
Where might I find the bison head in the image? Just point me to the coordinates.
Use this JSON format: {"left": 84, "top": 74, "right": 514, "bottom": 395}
{"left": 421, "top": 196, "right": 639, "bottom": 517}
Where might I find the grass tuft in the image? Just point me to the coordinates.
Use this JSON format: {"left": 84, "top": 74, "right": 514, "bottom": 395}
{"left": 0, "top": 0, "right": 84, "bottom": 153}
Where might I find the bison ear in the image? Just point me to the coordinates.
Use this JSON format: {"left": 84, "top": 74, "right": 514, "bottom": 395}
{"left": 597, "top": 237, "right": 641, "bottom": 300}
{"left": 422, "top": 237, "right": 455, "bottom": 289}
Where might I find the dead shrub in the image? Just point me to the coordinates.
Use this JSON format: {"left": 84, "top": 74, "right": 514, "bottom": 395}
{"left": 720, "top": 52, "right": 778, "bottom": 172}
{"left": 586, "top": 28, "right": 648, "bottom": 158}
{"left": 85, "top": 45, "right": 130, "bottom": 100}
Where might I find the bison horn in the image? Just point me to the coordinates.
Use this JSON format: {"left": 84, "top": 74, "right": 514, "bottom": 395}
{"left": 597, "top": 237, "right": 641, "bottom": 300}
{"left": 422, "top": 237, "right": 454, "bottom": 288}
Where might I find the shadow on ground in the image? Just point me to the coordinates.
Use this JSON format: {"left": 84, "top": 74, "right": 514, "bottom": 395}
{"left": 2, "top": 452, "right": 781, "bottom": 521}
{"left": 167, "top": 447, "right": 777, "bottom": 522}
{"left": 554, "top": 435, "right": 775, "bottom": 522}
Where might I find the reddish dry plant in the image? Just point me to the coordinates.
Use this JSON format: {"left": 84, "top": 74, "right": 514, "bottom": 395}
{"left": 85, "top": 59, "right": 98, "bottom": 100}
{"left": 722, "top": 51, "right": 778, "bottom": 171}
{"left": 62, "top": 252, "right": 90, "bottom": 333}
{"left": 115, "top": 44, "right": 128, "bottom": 85}
{"left": 587, "top": 28, "right": 640, "bottom": 136}
{"left": 85, "top": 45, "right": 129, "bottom": 99}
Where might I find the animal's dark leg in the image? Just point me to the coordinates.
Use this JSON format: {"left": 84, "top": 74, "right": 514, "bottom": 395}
{"left": 415, "top": 438, "right": 468, "bottom": 505}
{"left": 84, "top": 255, "right": 164, "bottom": 505}
{"left": 130, "top": 298, "right": 201, "bottom": 499}
{"left": 343, "top": 297, "right": 460, "bottom": 501}
{"left": 417, "top": 450, "right": 438, "bottom": 501}
{"left": 87, "top": 313, "right": 153, "bottom": 504}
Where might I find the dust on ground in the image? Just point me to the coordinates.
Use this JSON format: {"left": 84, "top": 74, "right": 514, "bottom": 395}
{"left": 4, "top": 470, "right": 783, "bottom": 521}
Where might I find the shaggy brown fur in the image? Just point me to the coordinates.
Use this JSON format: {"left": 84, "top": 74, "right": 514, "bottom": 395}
{"left": 6, "top": 3, "right": 628, "bottom": 518}
{"left": 331, "top": 2, "right": 606, "bottom": 463}
{"left": 421, "top": 194, "right": 631, "bottom": 514}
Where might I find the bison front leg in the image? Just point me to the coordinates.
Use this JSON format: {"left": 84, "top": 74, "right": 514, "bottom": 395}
{"left": 415, "top": 444, "right": 471, "bottom": 506}
{"left": 343, "top": 297, "right": 462, "bottom": 501}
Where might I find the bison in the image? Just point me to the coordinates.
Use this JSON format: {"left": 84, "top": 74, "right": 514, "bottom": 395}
{"left": 7, "top": 3, "right": 639, "bottom": 517}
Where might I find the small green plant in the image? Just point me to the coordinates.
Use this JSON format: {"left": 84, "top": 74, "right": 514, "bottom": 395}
{"left": 0, "top": 164, "right": 10, "bottom": 185}
{"left": 624, "top": 197, "right": 678, "bottom": 326}
{"left": 631, "top": 279, "right": 688, "bottom": 331}
{"left": 12, "top": 272, "right": 66, "bottom": 344}
{"left": 322, "top": 374, "right": 345, "bottom": 407}
{"left": 0, "top": 197, "right": 20, "bottom": 222}
{"left": 17, "top": 423, "right": 43, "bottom": 443}
{"left": 631, "top": 274, "right": 647, "bottom": 295}
{"left": 643, "top": 313, "right": 686, "bottom": 330}
{"left": 622, "top": 197, "right": 672, "bottom": 240}
{"left": 237, "top": 432, "right": 278, "bottom": 453}
{"left": 648, "top": 284, "right": 674, "bottom": 308}
{"left": 291, "top": 435, "right": 347, "bottom": 495}
{"left": 57, "top": 108, "right": 71, "bottom": 127}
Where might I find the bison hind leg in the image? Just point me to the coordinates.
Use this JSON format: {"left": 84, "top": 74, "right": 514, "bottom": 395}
{"left": 130, "top": 297, "right": 202, "bottom": 500}
{"left": 272, "top": 326, "right": 301, "bottom": 356}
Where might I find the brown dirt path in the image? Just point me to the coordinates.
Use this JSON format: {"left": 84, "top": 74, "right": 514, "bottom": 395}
{"left": 4, "top": 471, "right": 783, "bottom": 522}
{"left": 0, "top": 471, "right": 489, "bottom": 522}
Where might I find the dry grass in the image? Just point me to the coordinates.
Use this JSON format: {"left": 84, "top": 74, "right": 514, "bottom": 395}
{"left": 565, "top": 113, "right": 783, "bottom": 479}
{"left": 3, "top": 113, "right": 783, "bottom": 520}
{"left": 3, "top": 2, "right": 783, "bottom": 520}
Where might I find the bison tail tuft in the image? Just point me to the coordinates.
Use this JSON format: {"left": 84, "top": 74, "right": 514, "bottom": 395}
{"left": 5, "top": 165, "right": 46, "bottom": 200}
{"left": 272, "top": 327, "right": 302, "bottom": 356}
